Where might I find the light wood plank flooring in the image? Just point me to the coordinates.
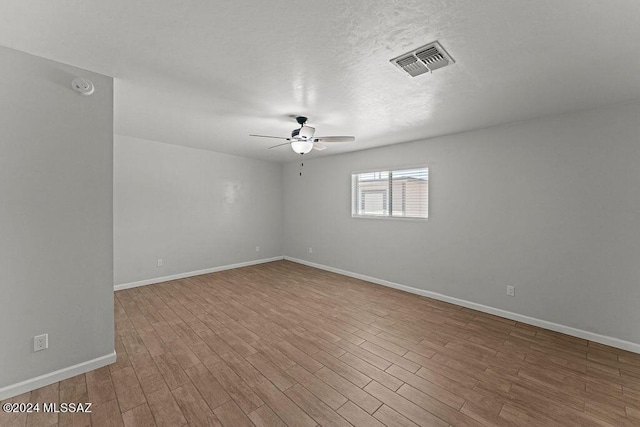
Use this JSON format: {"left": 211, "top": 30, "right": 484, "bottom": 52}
{"left": 2, "top": 260, "right": 640, "bottom": 426}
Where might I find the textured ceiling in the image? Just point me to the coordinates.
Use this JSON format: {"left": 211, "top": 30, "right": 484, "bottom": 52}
{"left": 1, "top": 0, "right": 639, "bottom": 162}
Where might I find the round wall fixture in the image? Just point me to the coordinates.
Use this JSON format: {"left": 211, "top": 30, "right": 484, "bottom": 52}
{"left": 71, "top": 77, "right": 95, "bottom": 96}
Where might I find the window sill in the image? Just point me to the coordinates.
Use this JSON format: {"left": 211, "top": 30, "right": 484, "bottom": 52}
{"left": 351, "top": 215, "right": 428, "bottom": 222}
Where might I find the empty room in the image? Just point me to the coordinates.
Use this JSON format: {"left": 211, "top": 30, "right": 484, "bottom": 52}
{"left": 1, "top": 1, "right": 640, "bottom": 426}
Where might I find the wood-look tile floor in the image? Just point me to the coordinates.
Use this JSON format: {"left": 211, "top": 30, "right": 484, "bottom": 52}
{"left": 3, "top": 260, "right": 640, "bottom": 426}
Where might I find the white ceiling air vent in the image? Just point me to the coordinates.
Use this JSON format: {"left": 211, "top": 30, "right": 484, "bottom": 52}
{"left": 391, "top": 41, "right": 454, "bottom": 77}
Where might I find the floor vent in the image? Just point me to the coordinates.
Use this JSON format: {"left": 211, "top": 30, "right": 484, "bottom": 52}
{"left": 391, "top": 41, "right": 455, "bottom": 77}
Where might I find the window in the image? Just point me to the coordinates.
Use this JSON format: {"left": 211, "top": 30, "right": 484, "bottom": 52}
{"left": 351, "top": 167, "right": 428, "bottom": 219}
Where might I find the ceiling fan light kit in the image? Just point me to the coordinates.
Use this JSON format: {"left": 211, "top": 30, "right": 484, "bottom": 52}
{"left": 291, "top": 140, "right": 313, "bottom": 154}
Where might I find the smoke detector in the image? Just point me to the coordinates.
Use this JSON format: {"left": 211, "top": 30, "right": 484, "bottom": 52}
{"left": 72, "top": 77, "right": 95, "bottom": 96}
{"left": 390, "top": 41, "right": 455, "bottom": 77}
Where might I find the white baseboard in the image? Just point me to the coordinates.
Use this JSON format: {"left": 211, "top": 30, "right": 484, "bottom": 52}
{"left": 0, "top": 351, "right": 116, "bottom": 401}
{"left": 114, "top": 256, "right": 285, "bottom": 291}
{"left": 284, "top": 256, "right": 640, "bottom": 355}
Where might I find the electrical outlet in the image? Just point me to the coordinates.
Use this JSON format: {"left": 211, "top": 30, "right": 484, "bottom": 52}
{"left": 255, "top": 246, "right": 260, "bottom": 252}
{"left": 34, "top": 334, "right": 48, "bottom": 352}
{"left": 157, "top": 259, "right": 163, "bottom": 267}
{"left": 308, "top": 247, "right": 313, "bottom": 253}
{"left": 507, "top": 286, "right": 515, "bottom": 297}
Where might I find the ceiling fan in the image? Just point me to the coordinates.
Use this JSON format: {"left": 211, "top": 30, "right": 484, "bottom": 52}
{"left": 250, "top": 116, "right": 355, "bottom": 154}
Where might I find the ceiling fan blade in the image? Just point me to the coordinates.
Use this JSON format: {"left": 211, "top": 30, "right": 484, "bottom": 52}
{"left": 313, "top": 136, "right": 355, "bottom": 143}
{"left": 268, "top": 142, "right": 291, "bottom": 149}
{"left": 313, "top": 142, "right": 327, "bottom": 151}
{"left": 299, "top": 125, "right": 315, "bottom": 139}
{"left": 250, "top": 134, "right": 290, "bottom": 140}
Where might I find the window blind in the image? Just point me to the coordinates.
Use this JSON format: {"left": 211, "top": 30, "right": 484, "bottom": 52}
{"left": 352, "top": 167, "right": 428, "bottom": 219}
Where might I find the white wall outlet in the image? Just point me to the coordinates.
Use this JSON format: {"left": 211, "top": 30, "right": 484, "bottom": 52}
{"left": 308, "top": 247, "right": 313, "bottom": 253}
{"left": 255, "top": 246, "right": 260, "bottom": 252}
{"left": 157, "top": 259, "right": 163, "bottom": 267}
{"left": 34, "top": 334, "right": 48, "bottom": 352}
{"left": 507, "top": 286, "right": 515, "bottom": 297}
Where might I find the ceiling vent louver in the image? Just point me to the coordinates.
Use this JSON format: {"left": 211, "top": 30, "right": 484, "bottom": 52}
{"left": 391, "top": 41, "right": 454, "bottom": 77}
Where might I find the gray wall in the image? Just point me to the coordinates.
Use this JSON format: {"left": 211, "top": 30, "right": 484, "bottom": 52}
{"left": 283, "top": 101, "right": 640, "bottom": 345}
{"left": 0, "top": 47, "right": 114, "bottom": 387}
{"left": 114, "top": 135, "right": 283, "bottom": 286}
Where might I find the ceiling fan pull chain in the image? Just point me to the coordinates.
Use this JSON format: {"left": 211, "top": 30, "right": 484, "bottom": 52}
{"left": 299, "top": 153, "right": 304, "bottom": 176}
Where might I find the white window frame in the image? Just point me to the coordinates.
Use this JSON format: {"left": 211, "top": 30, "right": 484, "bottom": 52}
{"left": 351, "top": 165, "right": 429, "bottom": 220}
